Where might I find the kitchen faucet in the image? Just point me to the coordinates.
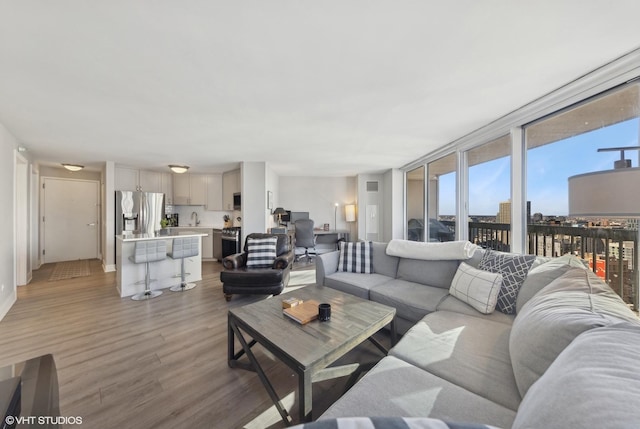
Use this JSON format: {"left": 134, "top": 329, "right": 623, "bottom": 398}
{"left": 191, "top": 211, "right": 200, "bottom": 226}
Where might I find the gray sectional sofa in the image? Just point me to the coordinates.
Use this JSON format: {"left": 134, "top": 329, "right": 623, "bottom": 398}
{"left": 312, "top": 241, "right": 640, "bottom": 429}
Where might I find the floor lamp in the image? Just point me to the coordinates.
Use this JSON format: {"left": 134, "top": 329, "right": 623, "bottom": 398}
{"left": 345, "top": 204, "right": 356, "bottom": 241}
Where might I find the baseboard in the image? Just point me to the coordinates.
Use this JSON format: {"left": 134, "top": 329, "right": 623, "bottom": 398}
{"left": 0, "top": 289, "right": 17, "bottom": 321}
{"left": 103, "top": 263, "right": 116, "bottom": 273}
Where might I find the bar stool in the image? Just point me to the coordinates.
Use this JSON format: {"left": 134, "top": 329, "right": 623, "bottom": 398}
{"left": 129, "top": 240, "right": 167, "bottom": 301}
{"left": 168, "top": 236, "right": 199, "bottom": 292}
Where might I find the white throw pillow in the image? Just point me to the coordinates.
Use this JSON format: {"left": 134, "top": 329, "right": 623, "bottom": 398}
{"left": 450, "top": 262, "right": 503, "bottom": 314}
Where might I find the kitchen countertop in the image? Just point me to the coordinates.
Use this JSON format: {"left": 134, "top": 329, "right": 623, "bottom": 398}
{"left": 170, "top": 226, "right": 223, "bottom": 230}
{"left": 116, "top": 232, "right": 208, "bottom": 242}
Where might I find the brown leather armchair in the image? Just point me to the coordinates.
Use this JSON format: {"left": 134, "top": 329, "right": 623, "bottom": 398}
{"left": 220, "top": 233, "right": 295, "bottom": 301}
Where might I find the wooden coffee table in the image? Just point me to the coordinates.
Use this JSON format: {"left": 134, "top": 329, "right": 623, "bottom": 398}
{"left": 228, "top": 285, "right": 396, "bottom": 425}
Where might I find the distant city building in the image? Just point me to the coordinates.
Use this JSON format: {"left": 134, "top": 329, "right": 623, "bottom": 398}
{"left": 497, "top": 201, "right": 511, "bottom": 224}
{"left": 609, "top": 241, "right": 636, "bottom": 269}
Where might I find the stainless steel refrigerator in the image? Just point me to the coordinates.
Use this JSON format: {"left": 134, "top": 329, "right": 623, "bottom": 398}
{"left": 115, "top": 191, "right": 165, "bottom": 235}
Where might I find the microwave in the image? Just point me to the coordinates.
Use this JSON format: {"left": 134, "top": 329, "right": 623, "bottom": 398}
{"left": 233, "top": 193, "right": 241, "bottom": 210}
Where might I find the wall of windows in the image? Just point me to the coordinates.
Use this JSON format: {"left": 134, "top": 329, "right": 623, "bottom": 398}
{"left": 406, "top": 166, "right": 424, "bottom": 241}
{"left": 524, "top": 83, "right": 640, "bottom": 305}
{"left": 467, "top": 134, "right": 511, "bottom": 250}
{"left": 403, "top": 50, "right": 640, "bottom": 308}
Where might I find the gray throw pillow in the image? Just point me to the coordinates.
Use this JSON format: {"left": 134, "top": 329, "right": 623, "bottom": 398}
{"left": 478, "top": 250, "right": 535, "bottom": 314}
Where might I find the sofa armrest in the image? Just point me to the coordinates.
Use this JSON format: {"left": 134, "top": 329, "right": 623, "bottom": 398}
{"left": 274, "top": 251, "right": 295, "bottom": 270}
{"left": 222, "top": 253, "right": 247, "bottom": 270}
{"left": 316, "top": 251, "right": 340, "bottom": 285}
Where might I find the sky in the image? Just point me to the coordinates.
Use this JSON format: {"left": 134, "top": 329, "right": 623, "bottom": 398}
{"left": 438, "top": 117, "right": 639, "bottom": 216}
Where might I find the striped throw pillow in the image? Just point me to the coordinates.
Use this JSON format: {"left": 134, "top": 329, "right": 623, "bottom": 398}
{"left": 246, "top": 237, "right": 278, "bottom": 268}
{"left": 338, "top": 241, "right": 373, "bottom": 273}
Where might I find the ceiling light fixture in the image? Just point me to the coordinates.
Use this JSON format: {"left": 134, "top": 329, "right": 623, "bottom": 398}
{"left": 62, "top": 163, "right": 84, "bottom": 172}
{"left": 169, "top": 165, "right": 189, "bottom": 174}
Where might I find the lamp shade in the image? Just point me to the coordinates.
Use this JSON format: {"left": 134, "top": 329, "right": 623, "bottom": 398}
{"left": 273, "top": 207, "right": 286, "bottom": 216}
{"left": 568, "top": 168, "right": 640, "bottom": 217}
{"left": 345, "top": 204, "right": 356, "bottom": 222}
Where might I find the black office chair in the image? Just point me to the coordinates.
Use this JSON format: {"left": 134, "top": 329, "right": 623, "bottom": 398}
{"left": 294, "top": 219, "right": 316, "bottom": 262}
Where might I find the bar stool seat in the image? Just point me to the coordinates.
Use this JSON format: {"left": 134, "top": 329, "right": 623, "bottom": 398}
{"left": 129, "top": 240, "right": 167, "bottom": 301}
{"left": 168, "top": 236, "right": 200, "bottom": 292}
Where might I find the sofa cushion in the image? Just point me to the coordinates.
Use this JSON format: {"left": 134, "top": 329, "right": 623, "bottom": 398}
{"left": 436, "top": 295, "right": 515, "bottom": 325}
{"left": 512, "top": 323, "right": 640, "bottom": 429}
{"left": 509, "top": 267, "right": 640, "bottom": 397}
{"left": 246, "top": 236, "right": 278, "bottom": 268}
{"left": 294, "top": 417, "right": 500, "bottom": 429}
{"left": 323, "top": 272, "right": 392, "bottom": 300}
{"left": 390, "top": 311, "right": 520, "bottom": 411}
{"left": 478, "top": 250, "right": 535, "bottom": 314}
{"left": 338, "top": 241, "right": 373, "bottom": 273}
{"left": 514, "top": 253, "right": 587, "bottom": 304}
{"left": 449, "top": 262, "right": 502, "bottom": 314}
{"left": 320, "top": 356, "right": 516, "bottom": 428}
{"left": 372, "top": 241, "right": 400, "bottom": 277}
{"left": 396, "top": 258, "right": 460, "bottom": 289}
{"left": 370, "top": 279, "right": 449, "bottom": 323}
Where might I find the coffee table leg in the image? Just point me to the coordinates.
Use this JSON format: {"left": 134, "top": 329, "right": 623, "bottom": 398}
{"left": 390, "top": 317, "right": 397, "bottom": 346}
{"left": 299, "top": 370, "right": 313, "bottom": 422}
{"left": 229, "top": 319, "right": 293, "bottom": 426}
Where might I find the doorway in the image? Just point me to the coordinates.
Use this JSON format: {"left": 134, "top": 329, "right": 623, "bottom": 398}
{"left": 41, "top": 177, "right": 100, "bottom": 263}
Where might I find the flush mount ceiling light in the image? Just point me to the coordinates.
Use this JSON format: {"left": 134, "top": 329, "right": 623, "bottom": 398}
{"left": 62, "top": 163, "right": 84, "bottom": 172}
{"left": 169, "top": 165, "right": 189, "bottom": 174}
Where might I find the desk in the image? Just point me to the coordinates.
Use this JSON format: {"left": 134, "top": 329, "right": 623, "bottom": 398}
{"left": 313, "top": 229, "right": 350, "bottom": 251}
{"left": 270, "top": 229, "right": 351, "bottom": 252}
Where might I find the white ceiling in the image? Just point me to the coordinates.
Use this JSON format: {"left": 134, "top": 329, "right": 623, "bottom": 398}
{"left": 1, "top": 1, "right": 640, "bottom": 176}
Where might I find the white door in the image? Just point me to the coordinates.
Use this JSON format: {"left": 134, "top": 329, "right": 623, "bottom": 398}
{"left": 42, "top": 178, "right": 99, "bottom": 263}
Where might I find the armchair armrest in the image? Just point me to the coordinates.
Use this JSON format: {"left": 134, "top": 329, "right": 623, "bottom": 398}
{"left": 222, "top": 253, "right": 247, "bottom": 270}
{"left": 273, "top": 250, "right": 295, "bottom": 270}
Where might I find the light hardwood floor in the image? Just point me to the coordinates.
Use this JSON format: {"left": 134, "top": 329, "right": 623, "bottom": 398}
{"left": 0, "top": 260, "right": 387, "bottom": 429}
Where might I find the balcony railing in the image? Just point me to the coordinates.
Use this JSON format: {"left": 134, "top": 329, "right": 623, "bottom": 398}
{"left": 437, "top": 220, "right": 638, "bottom": 307}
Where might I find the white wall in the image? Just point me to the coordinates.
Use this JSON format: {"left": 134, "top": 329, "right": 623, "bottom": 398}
{"left": 241, "top": 162, "right": 268, "bottom": 243}
{"left": 266, "top": 163, "right": 279, "bottom": 229}
{"left": 0, "top": 124, "right": 18, "bottom": 319}
{"left": 279, "top": 176, "right": 356, "bottom": 232}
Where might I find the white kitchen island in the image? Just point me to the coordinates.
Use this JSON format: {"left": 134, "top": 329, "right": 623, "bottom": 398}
{"left": 115, "top": 231, "right": 208, "bottom": 298}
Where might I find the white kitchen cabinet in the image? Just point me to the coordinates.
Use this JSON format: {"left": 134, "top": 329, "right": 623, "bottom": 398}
{"left": 115, "top": 167, "right": 139, "bottom": 191}
{"left": 139, "top": 170, "right": 162, "bottom": 193}
{"left": 222, "top": 169, "right": 241, "bottom": 210}
{"left": 172, "top": 174, "right": 190, "bottom": 204}
{"left": 190, "top": 174, "right": 207, "bottom": 205}
{"left": 161, "top": 173, "right": 173, "bottom": 205}
{"left": 205, "top": 174, "right": 223, "bottom": 211}
{"left": 115, "top": 167, "right": 163, "bottom": 193}
{"left": 172, "top": 173, "right": 207, "bottom": 205}
{"left": 202, "top": 228, "right": 214, "bottom": 260}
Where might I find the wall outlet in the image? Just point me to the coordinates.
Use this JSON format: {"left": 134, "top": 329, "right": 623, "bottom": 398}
{"left": 1, "top": 284, "right": 4, "bottom": 292}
